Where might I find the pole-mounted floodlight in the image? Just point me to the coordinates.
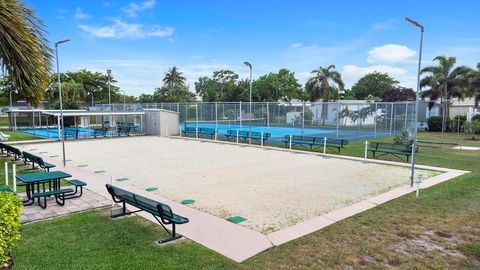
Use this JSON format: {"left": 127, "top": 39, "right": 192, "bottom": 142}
{"left": 55, "top": 39, "right": 71, "bottom": 166}
{"left": 405, "top": 17, "right": 424, "bottom": 187}
{"left": 243, "top": 61, "right": 253, "bottom": 144}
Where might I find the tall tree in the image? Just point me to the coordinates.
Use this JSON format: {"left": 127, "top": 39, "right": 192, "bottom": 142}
{"left": 420, "top": 55, "right": 472, "bottom": 130}
{"left": 351, "top": 72, "right": 399, "bottom": 100}
{"left": 305, "top": 65, "right": 344, "bottom": 124}
{"left": 0, "top": 0, "right": 52, "bottom": 107}
{"left": 163, "top": 66, "right": 186, "bottom": 87}
{"left": 468, "top": 63, "right": 480, "bottom": 108}
{"left": 212, "top": 70, "right": 238, "bottom": 101}
{"left": 253, "top": 68, "right": 302, "bottom": 102}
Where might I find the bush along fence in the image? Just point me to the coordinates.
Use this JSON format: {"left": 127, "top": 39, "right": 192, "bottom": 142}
{"left": 0, "top": 192, "right": 22, "bottom": 269}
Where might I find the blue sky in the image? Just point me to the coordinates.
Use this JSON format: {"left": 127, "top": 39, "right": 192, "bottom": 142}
{"left": 26, "top": 0, "right": 480, "bottom": 97}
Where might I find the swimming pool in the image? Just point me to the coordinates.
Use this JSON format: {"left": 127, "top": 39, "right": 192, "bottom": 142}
{"left": 20, "top": 128, "right": 113, "bottom": 139}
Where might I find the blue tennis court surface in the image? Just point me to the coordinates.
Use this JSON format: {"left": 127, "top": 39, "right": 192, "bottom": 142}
{"left": 182, "top": 123, "right": 391, "bottom": 141}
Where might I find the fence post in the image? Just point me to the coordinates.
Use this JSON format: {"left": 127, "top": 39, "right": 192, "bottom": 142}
{"left": 364, "top": 140, "right": 368, "bottom": 160}
{"left": 12, "top": 164, "right": 16, "bottom": 193}
{"left": 236, "top": 130, "right": 239, "bottom": 144}
{"left": 4, "top": 162, "right": 8, "bottom": 186}
{"left": 289, "top": 134, "right": 292, "bottom": 150}
{"left": 323, "top": 137, "right": 327, "bottom": 154}
{"left": 416, "top": 174, "right": 423, "bottom": 198}
{"left": 261, "top": 132, "right": 264, "bottom": 147}
{"left": 196, "top": 127, "right": 198, "bottom": 139}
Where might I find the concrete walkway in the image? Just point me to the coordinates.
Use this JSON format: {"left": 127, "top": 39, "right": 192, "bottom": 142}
{"left": 16, "top": 140, "right": 469, "bottom": 262}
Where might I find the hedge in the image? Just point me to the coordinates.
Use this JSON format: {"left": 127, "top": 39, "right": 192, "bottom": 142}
{"left": 0, "top": 192, "right": 22, "bottom": 269}
{"left": 428, "top": 116, "right": 452, "bottom": 132}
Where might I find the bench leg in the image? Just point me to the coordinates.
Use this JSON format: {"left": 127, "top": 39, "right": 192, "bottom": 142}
{"left": 65, "top": 185, "right": 83, "bottom": 199}
{"left": 153, "top": 216, "right": 182, "bottom": 244}
{"left": 37, "top": 196, "right": 47, "bottom": 209}
{"left": 55, "top": 193, "right": 66, "bottom": 206}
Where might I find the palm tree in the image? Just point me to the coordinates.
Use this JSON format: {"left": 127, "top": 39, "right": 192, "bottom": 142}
{"left": 0, "top": 0, "right": 52, "bottom": 107}
{"left": 305, "top": 65, "right": 344, "bottom": 125}
{"left": 468, "top": 63, "right": 480, "bottom": 108}
{"left": 420, "top": 55, "right": 472, "bottom": 131}
{"left": 163, "top": 66, "right": 186, "bottom": 88}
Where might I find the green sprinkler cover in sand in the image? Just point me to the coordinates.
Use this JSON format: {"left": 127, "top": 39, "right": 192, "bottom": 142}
{"left": 181, "top": 199, "right": 195, "bottom": 205}
{"left": 226, "top": 216, "right": 247, "bottom": 224}
{"left": 145, "top": 187, "right": 158, "bottom": 192}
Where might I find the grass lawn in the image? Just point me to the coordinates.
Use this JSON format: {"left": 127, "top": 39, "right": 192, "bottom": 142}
{"left": 0, "top": 129, "right": 42, "bottom": 141}
{"left": 12, "top": 132, "right": 480, "bottom": 269}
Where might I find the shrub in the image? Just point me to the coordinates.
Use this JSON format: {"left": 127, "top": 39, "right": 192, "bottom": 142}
{"left": 394, "top": 128, "right": 413, "bottom": 146}
{"left": 465, "top": 120, "right": 480, "bottom": 139}
{"left": 472, "top": 114, "right": 480, "bottom": 122}
{"left": 427, "top": 116, "right": 452, "bottom": 132}
{"left": 451, "top": 115, "right": 467, "bottom": 132}
{"left": 0, "top": 192, "right": 22, "bottom": 269}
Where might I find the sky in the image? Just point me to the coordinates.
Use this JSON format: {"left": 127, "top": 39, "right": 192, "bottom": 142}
{"left": 26, "top": 0, "right": 480, "bottom": 97}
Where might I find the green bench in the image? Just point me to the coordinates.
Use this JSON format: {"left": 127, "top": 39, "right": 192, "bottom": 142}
{"left": 282, "top": 135, "right": 316, "bottom": 149}
{"left": 198, "top": 128, "right": 216, "bottom": 139}
{"left": 64, "top": 128, "right": 79, "bottom": 139}
{"left": 2, "top": 144, "right": 23, "bottom": 160}
{"left": 182, "top": 127, "right": 197, "bottom": 137}
{"left": 322, "top": 138, "right": 348, "bottom": 153}
{"left": 105, "top": 184, "right": 189, "bottom": 244}
{"left": 22, "top": 151, "right": 56, "bottom": 172}
{"left": 0, "top": 187, "right": 13, "bottom": 193}
{"left": 32, "top": 188, "right": 74, "bottom": 209}
{"left": 369, "top": 142, "right": 418, "bottom": 162}
{"left": 117, "top": 124, "right": 132, "bottom": 136}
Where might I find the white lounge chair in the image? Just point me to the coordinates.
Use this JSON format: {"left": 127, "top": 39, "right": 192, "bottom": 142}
{"left": 0, "top": 131, "right": 10, "bottom": 141}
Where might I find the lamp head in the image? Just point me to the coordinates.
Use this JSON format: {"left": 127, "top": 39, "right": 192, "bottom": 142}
{"left": 107, "top": 69, "right": 112, "bottom": 75}
{"left": 55, "top": 39, "right": 71, "bottom": 46}
{"left": 243, "top": 61, "right": 252, "bottom": 69}
{"left": 405, "top": 17, "right": 424, "bottom": 31}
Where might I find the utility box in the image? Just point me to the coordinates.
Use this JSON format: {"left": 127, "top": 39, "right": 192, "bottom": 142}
{"left": 144, "top": 109, "right": 179, "bottom": 136}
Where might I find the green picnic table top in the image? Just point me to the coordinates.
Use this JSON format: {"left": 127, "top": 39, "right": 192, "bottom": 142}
{"left": 16, "top": 171, "right": 72, "bottom": 184}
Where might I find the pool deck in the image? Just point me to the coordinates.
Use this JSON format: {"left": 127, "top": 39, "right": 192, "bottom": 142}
{"left": 16, "top": 137, "right": 468, "bottom": 262}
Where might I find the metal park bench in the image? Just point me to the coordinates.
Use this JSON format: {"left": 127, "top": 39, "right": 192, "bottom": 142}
{"left": 369, "top": 142, "right": 418, "bottom": 162}
{"left": 64, "top": 128, "right": 79, "bottom": 139}
{"left": 22, "top": 151, "right": 56, "bottom": 172}
{"left": 282, "top": 135, "right": 316, "bottom": 149}
{"left": 105, "top": 184, "right": 189, "bottom": 244}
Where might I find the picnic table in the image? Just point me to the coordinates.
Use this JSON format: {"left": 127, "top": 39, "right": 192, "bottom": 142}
{"left": 17, "top": 171, "right": 72, "bottom": 208}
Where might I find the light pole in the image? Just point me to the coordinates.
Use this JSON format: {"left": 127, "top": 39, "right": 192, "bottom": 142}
{"left": 107, "top": 69, "right": 112, "bottom": 111}
{"left": 87, "top": 91, "right": 94, "bottom": 107}
{"left": 405, "top": 17, "right": 424, "bottom": 187}
{"left": 119, "top": 89, "right": 126, "bottom": 122}
{"left": 243, "top": 61, "right": 252, "bottom": 144}
{"left": 55, "top": 39, "right": 70, "bottom": 167}
{"left": 9, "top": 89, "right": 18, "bottom": 130}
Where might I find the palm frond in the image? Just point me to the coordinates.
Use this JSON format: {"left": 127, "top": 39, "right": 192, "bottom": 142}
{"left": 0, "top": 0, "right": 53, "bottom": 107}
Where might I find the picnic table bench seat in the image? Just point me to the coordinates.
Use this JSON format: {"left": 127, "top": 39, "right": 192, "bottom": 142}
{"left": 369, "top": 142, "right": 418, "bottom": 162}
{"left": 105, "top": 184, "right": 189, "bottom": 244}
{"left": 65, "top": 179, "right": 87, "bottom": 198}
{"left": 117, "top": 124, "right": 132, "bottom": 136}
{"left": 0, "top": 187, "right": 13, "bottom": 193}
{"left": 1, "top": 144, "right": 23, "bottom": 160}
{"left": 32, "top": 188, "right": 74, "bottom": 209}
{"left": 182, "top": 127, "right": 216, "bottom": 138}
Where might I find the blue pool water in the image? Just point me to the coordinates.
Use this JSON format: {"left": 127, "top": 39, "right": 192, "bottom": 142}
{"left": 21, "top": 128, "right": 114, "bottom": 139}
{"left": 182, "top": 123, "right": 391, "bottom": 141}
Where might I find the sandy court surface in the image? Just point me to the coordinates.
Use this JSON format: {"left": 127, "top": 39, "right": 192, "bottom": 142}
{"left": 21, "top": 137, "right": 438, "bottom": 233}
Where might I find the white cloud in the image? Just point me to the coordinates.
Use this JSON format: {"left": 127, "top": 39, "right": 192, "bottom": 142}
{"left": 191, "top": 55, "right": 204, "bottom": 59}
{"left": 74, "top": 8, "right": 91, "bottom": 19}
{"left": 122, "top": 0, "right": 156, "bottom": 18}
{"left": 79, "top": 24, "right": 115, "bottom": 38}
{"left": 367, "top": 44, "right": 416, "bottom": 63}
{"left": 148, "top": 26, "right": 175, "bottom": 37}
{"left": 79, "top": 20, "right": 174, "bottom": 39}
{"left": 342, "top": 64, "right": 410, "bottom": 88}
{"left": 290, "top": 43, "right": 303, "bottom": 48}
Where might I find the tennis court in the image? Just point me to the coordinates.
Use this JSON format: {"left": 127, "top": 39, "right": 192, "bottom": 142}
{"left": 182, "top": 119, "right": 391, "bottom": 141}
{"left": 21, "top": 136, "right": 442, "bottom": 234}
